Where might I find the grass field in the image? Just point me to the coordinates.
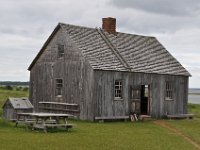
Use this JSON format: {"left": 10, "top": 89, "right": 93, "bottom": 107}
{"left": 0, "top": 88, "right": 200, "bottom": 150}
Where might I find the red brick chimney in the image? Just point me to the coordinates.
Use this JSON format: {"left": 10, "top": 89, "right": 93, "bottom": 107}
{"left": 102, "top": 17, "right": 116, "bottom": 34}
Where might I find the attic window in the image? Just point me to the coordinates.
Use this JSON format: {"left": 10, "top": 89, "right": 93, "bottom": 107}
{"left": 165, "top": 81, "right": 173, "bottom": 100}
{"left": 114, "top": 80, "right": 123, "bottom": 100}
{"left": 57, "top": 44, "right": 64, "bottom": 58}
{"left": 55, "top": 79, "right": 63, "bottom": 97}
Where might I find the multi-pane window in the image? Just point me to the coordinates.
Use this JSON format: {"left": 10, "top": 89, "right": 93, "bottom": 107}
{"left": 55, "top": 79, "right": 63, "bottom": 97}
{"left": 114, "top": 80, "right": 122, "bottom": 99}
{"left": 57, "top": 44, "right": 64, "bottom": 58}
{"left": 165, "top": 81, "right": 173, "bottom": 100}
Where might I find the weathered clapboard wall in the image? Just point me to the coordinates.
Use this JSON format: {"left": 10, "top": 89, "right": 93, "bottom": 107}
{"left": 3, "top": 98, "right": 33, "bottom": 120}
{"left": 29, "top": 27, "right": 94, "bottom": 120}
{"left": 93, "top": 70, "right": 188, "bottom": 118}
{"left": 29, "top": 22, "right": 190, "bottom": 121}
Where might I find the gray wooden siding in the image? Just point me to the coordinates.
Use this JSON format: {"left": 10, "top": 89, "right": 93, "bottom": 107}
{"left": 93, "top": 70, "right": 188, "bottom": 118}
{"left": 29, "top": 28, "right": 94, "bottom": 120}
{"left": 3, "top": 103, "right": 32, "bottom": 120}
{"left": 3, "top": 103, "right": 14, "bottom": 120}
{"left": 29, "top": 27, "right": 189, "bottom": 121}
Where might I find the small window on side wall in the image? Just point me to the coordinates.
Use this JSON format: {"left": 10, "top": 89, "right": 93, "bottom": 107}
{"left": 114, "top": 80, "right": 123, "bottom": 100}
{"left": 57, "top": 44, "right": 64, "bottom": 58}
{"left": 55, "top": 79, "right": 63, "bottom": 97}
{"left": 165, "top": 81, "right": 173, "bottom": 100}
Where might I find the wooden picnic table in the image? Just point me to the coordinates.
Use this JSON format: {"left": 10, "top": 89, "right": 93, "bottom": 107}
{"left": 16, "top": 112, "right": 75, "bottom": 132}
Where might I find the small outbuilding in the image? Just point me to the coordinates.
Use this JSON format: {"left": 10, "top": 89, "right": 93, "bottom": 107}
{"left": 2, "top": 97, "right": 33, "bottom": 121}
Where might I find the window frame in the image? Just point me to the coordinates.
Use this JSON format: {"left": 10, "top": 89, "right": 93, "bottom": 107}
{"left": 165, "top": 81, "right": 173, "bottom": 100}
{"left": 57, "top": 44, "right": 64, "bottom": 58}
{"left": 114, "top": 80, "right": 123, "bottom": 100}
{"left": 55, "top": 78, "right": 63, "bottom": 97}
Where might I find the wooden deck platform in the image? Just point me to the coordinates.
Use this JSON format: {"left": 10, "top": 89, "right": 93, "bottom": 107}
{"left": 167, "top": 114, "right": 194, "bottom": 119}
{"left": 138, "top": 115, "right": 151, "bottom": 121}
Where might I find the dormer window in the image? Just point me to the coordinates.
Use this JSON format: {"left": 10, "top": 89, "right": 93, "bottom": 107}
{"left": 57, "top": 44, "right": 64, "bottom": 58}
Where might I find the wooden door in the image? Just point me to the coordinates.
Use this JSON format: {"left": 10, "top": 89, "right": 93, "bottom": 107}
{"left": 130, "top": 85, "right": 141, "bottom": 114}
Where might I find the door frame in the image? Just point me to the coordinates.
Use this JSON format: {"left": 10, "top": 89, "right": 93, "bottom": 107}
{"left": 130, "top": 84, "right": 151, "bottom": 115}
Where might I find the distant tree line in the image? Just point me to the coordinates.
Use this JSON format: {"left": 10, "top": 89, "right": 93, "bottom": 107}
{"left": 0, "top": 81, "right": 29, "bottom": 91}
{"left": 0, "top": 81, "right": 29, "bottom": 86}
{"left": 0, "top": 85, "right": 29, "bottom": 91}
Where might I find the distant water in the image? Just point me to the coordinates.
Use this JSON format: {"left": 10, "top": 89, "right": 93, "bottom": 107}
{"left": 189, "top": 95, "right": 200, "bottom": 104}
{"left": 188, "top": 88, "right": 200, "bottom": 104}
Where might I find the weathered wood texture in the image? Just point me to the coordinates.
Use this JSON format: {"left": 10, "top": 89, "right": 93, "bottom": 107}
{"left": 38, "top": 102, "right": 79, "bottom": 116}
{"left": 29, "top": 28, "right": 94, "bottom": 120}
{"left": 3, "top": 98, "right": 33, "bottom": 121}
{"left": 93, "top": 70, "right": 188, "bottom": 118}
{"left": 3, "top": 103, "right": 32, "bottom": 121}
{"left": 29, "top": 26, "right": 189, "bottom": 121}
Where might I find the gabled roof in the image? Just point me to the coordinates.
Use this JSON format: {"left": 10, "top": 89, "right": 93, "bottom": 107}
{"left": 3, "top": 97, "right": 33, "bottom": 109}
{"left": 28, "top": 23, "right": 191, "bottom": 76}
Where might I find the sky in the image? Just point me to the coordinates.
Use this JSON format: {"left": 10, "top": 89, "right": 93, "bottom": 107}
{"left": 0, "top": 0, "right": 200, "bottom": 88}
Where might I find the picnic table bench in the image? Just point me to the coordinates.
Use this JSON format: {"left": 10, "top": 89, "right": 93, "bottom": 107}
{"left": 38, "top": 102, "right": 79, "bottom": 115}
{"left": 16, "top": 113, "right": 75, "bottom": 132}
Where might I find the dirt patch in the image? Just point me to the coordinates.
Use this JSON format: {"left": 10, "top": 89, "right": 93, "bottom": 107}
{"left": 154, "top": 120, "right": 200, "bottom": 150}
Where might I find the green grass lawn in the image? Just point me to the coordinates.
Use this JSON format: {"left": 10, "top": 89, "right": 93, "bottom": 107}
{"left": 0, "top": 88, "right": 200, "bottom": 150}
{"left": 166, "top": 104, "right": 200, "bottom": 146}
{"left": 188, "top": 103, "right": 200, "bottom": 118}
{"left": 0, "top": 119, "right": 198, "bottom": 150}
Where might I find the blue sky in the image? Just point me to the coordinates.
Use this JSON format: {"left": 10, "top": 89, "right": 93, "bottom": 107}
{"left": 0, "top": 0, "right": 200, "bottom": 88}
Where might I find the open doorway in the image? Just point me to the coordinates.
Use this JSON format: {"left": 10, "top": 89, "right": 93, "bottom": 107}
{"left": 130, "top": 85, "right": 150, "bottom": 115}
{"left": 140, "top": 85, "right": 150, "bottom": 115}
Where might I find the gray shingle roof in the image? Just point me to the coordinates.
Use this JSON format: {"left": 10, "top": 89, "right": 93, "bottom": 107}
{"left": 60, "top": 23, "right": 190, "bottom": 76}
{"left": 4, "top": 97, "right": 33, "bottom": 109}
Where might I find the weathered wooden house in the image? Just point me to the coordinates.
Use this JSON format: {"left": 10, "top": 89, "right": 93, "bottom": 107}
{"left": 28, "top": 17, "right": 191, "bottom": 121}
{"left": 2, "top": 97, "right": 33, "bottom": 120}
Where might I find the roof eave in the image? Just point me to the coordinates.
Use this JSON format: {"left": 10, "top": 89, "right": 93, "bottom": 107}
{"left": 93, "top": 68, "right": 191, "bottom": 77}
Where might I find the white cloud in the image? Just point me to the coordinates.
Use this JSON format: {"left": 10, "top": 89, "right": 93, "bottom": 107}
{"left": 0, "top": 0, "right": 199, "bottom": 88}
{"left": 110, "top": 0, "right": 200, "bottom": 16}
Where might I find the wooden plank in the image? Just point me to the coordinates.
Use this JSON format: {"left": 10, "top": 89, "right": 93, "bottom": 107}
{"left": 44, "top": 124, "right": 73, "bottom": 128}
{"left": 138, "top": 115, "right": 151, "bottom": 121}
{"left": 39, "top": 101, "right": 78, "bottom": 106}
{"left": 95, "top": 116, "right": 129, "bottom": 120}
{"left": 39, "top": 106, "right": 79, "bottom": 112}
{"left": 167, "top": 114, "right": 194, "bottom": 119}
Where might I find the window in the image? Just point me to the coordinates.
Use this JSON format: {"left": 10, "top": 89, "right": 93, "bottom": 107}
{"left": 57, "top": 44, "right": 64, "bottom": 58}
{"left": 165, "top": 81, "right": 173, "bottom": 100}
{"left": 114, "top": 80, "right": 122, "bottom": 99}
{"left": 55, "top": 79, "right": 63, "bottom": 97}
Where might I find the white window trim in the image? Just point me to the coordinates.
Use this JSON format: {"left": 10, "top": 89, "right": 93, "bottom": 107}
{"left": 114, "top": 80, "right": 123, "bottom": 100}
{"left": 55, "top": 78, "right": 63, "bottom": 97}
{"left": 165, "top": 81, "right": 173, "bottom": 101}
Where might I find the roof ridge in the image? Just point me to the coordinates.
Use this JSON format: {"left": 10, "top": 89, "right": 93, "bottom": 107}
{"left": 96, "top": 28, "right": 132, "bottom": 70}
{"left": 59, "top": 22, "right": 96, "bottom": 31}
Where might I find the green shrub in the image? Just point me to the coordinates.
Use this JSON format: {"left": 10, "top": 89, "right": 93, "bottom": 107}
{"left": 5, "top": 85, "right": 13, "bottom": 90}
